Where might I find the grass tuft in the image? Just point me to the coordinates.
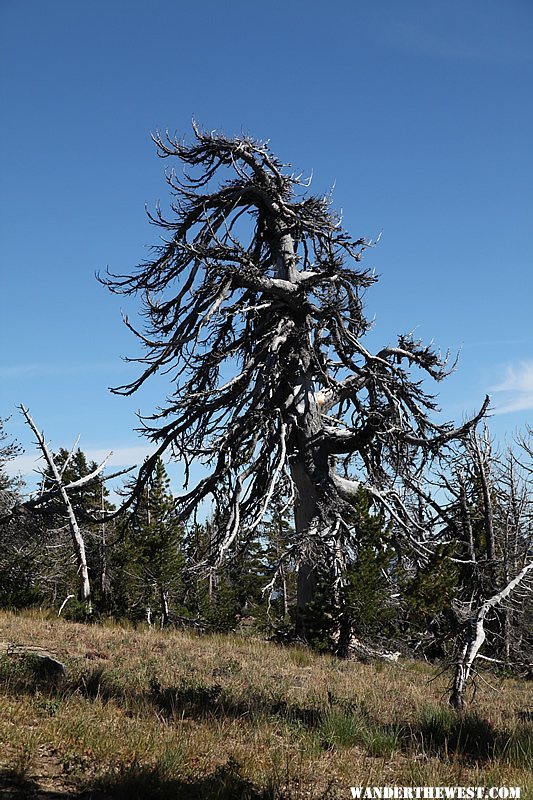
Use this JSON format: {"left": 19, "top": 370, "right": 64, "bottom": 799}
{"left": 499, "top": 724, "right": 533, "bottom": 768}
{"left": 319, "top": 706, "right": 401, "bottom": 756}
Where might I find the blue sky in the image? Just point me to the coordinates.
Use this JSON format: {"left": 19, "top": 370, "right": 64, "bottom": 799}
{"left": 1, "top": 0, "right": 532, "bottom": 489}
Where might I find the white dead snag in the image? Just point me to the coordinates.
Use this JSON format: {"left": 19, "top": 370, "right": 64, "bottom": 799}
{"left": 58, "top": 594, "right": 75, "bottom": 617}
{"left": 160, "top": 588, "right": 170, "bottom": 628}
{"left": 450, "top": 559, "right": 533, "bottom": 709}
{"left": 19, "top": 405, "right": 104, "bottom": 615}
{"left": 346, "top": 637, "right": 400, "bottom": 662}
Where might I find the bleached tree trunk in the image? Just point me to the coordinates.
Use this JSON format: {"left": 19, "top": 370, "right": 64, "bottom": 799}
{"left": 280, "top": 564, "right": 289, "bottom": 618}
{"left": 450, "top": 560, "right": 533, "bottom": 709}
{"left": 20, "top": 405, "right": 93, "bottom": 614}
{"left": 290, "top": 375, "right": 330, "bottom": 637}
{"left": 99, "top": 483, "right": 109, "bottom": 597}
{"left": 160, "top": 587, "right": 170, "bottom": 628}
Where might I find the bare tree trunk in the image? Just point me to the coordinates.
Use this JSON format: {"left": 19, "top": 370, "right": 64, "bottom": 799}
{"left": 58, "top": 594, "right": 75, "bottom": 617}
{"left": 20, "top": 405, "right": 92, "bottom": 614}
{"left": 502, "top": 607, "right": 511, "bottom": 664}
{"left": 99, "top": 483, "right": 109, "bottom": 597}
{"left": 458, "top": 477, "right": 476, "bottom": 565}
{"left": 208, "top": 570, "right": 215, "bottom": 605}
{"left": 450, "top": 560, "right": 533, "bottom": 709}
{"left": 296, "top": 562, "right": 317, "bottom": 635}
{"left": 280, "top": 564, "right": 289, "bottom": 619}
{"left": 160, "top": 587, "right": 170, "bottom": 628}
{"left": 292, "top": 461, "right": 319, "bottom": 638}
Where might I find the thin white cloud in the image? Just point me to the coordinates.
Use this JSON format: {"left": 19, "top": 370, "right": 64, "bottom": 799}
{"left": 0, "top": 362, "right": 126, "bottom": 378}
{"left": 6, "top": 445, "right": 153, "bottom": 478}
{"left": 380, "top": 19, "right": 532, "bottom": 64}
{"left": 490, "top": 361, "right": 533, "bottom": 415}
{"left": 459, "top": 338, "right": 532, "bottom": 349}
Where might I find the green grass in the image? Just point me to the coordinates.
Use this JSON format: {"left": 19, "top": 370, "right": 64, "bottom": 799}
{"left": 319, "top": 705, "right": 400, "bottom": 756}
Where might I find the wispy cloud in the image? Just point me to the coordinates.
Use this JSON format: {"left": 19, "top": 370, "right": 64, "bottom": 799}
{"left": 0, "top": 361, "right": 127, "bottom": 379}
{"left": 459, "top": 338, "right": 532, "bottom": 350}
{"left": 490, "top": 361, "right": 533, "bottom": 415}
{"left": 380, "top": 19, "right": 532, "bottom": 65}
{"left": 6, "top": 445, "right": 153, "bottom": 477}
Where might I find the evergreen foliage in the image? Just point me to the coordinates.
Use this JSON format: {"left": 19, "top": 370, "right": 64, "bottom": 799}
{"left": 296, "top": 487, "right": 397, "bottom": 652}
{"left": 0, "top": 419, "right": 46, "bottom": 608}
{"left": 121, "top": 458, "right": 184, "bottom": 627}
{"left": 180, "top": 517, "right": 271, "bottom": 631}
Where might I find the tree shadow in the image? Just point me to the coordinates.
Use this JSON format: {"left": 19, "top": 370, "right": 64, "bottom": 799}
{"left": 87, "top": 757, "right": 274, "bottom": 800}
{"left": 0, "top": 762, "right": 268, "bottom": 800}
{"left": 148, "top": 678, "right": 323, "bottom": 729}
{"left": 409, "top": 707, "right": 499, "bottom": 762}
{"left": 3, "top": 658, "right": 526, "bottom": 769}
{"left": 0, "top": 768, "right": 73, "bottom": 799}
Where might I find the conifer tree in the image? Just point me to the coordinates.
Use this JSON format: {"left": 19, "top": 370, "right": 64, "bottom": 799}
{"left": 126, "top": 458, "right": 184, "bottom": 626}
{"left": 180, "top": 515, "right": 269, "bottom": 631}
{"left": 0, "top": 418, "right": 40, "bottom": 607}
{"left": 0, "top": 418, "right": 22, "bottom": 515}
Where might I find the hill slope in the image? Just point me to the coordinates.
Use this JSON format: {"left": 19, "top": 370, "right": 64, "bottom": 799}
{"left": 0, "top": 611, "right": 531, "bottom": 798}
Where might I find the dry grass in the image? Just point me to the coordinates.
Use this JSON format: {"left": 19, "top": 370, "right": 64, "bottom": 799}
{"left": 0, "top": 609, "right": 531, "bottom": 798}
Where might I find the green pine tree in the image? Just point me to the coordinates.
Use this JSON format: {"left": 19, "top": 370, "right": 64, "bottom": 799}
{"left": 180, "top": 514, "right": 272, "bottom": 632}
{"left": 0, "top": 419, "right": 44, "bottom": 608}
{"left": 299, "top": 487, "right": 397, "bottom": 654}
{"left": 124, "top": 458, "right": 184, "bottom": 627}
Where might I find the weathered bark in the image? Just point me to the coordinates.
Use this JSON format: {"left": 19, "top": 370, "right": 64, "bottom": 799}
{"left": 290, "top": 372, "right": 330, "bottom": 635}
{"left": 343, "top": 637, "right": 400, "bottom": 662}
{"left": 292, "top": 461, "right": 319, "bottom": 636}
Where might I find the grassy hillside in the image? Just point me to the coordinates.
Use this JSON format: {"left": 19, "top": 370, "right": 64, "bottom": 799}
{"left": 0, "top": 611, "right": 531, "bottom": 799}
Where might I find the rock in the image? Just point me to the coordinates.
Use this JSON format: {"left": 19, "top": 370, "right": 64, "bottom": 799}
{"left": 32, "top": 653, "right": 67, "bottom": 680}
{"left": 0, "top": 642, "right": 67, "bottom": 681}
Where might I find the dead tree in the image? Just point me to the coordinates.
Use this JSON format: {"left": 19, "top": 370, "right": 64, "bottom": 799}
{"left": 450, "top": 559, "right": 533, "bottom": 709}
{"left": 416, "top": 426, "right": 533, "bottom": 698}
{"left": 101, "top": 125, "right": 487, "bottom": 635}
{"left": 18, "top": 405, "right": 130, "bottom": 614}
